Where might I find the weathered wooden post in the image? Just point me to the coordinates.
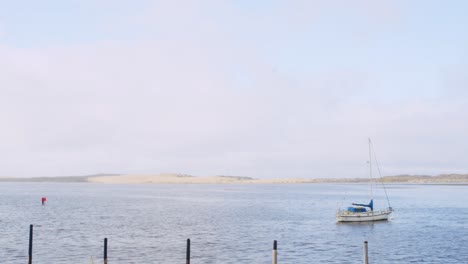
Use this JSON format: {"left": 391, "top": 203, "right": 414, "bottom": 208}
{"left": 186, "top": 239, "right": 191, "bottom": 264}
{"left": 104, "top": 238, "right": 108, "bottom": 264}
{"left": 363, "top": 241, "right": 368, "bottom": 264}
{"left": 272, "top": 240, "right": 277, "bottom": 264}
{"left": 28, "top": 224, "right": 33, "bottom": 264}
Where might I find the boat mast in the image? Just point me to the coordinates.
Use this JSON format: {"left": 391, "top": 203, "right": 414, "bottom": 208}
{"left": 368, "top": 138, "right": 373, "bottom": 201}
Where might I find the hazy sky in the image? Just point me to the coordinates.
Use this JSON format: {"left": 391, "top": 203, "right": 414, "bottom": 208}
{"left": 1, "top": 0, "right": 468, "bottom": 178}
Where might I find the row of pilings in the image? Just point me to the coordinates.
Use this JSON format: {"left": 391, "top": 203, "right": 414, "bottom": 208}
{"left": 27, "top": 224, "right": 370, "bottom": 263}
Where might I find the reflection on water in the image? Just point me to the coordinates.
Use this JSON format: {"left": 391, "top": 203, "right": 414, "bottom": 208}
{"left": 0, "top": 183, "right": 467, "bottom": 263}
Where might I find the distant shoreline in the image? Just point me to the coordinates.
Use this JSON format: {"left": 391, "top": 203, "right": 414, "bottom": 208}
{"left": 1, "top": 173, "right": 468, "bottom": 184}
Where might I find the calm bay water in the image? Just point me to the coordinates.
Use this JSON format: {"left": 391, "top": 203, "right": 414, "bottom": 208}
{"left": 0, "top": 183, "right": 467, "bottom": 263}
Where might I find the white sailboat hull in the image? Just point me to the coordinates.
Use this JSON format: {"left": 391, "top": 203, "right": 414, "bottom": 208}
{"left": 336, "top": 209, "right": 392, "bottom": 222}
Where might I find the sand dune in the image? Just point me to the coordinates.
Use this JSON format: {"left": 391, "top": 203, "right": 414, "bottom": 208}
{"left": 88, "top": 173, "right": 468, "bottom": 184}
{"left": 87, "top": 174, "right": 317, "bottom": 184}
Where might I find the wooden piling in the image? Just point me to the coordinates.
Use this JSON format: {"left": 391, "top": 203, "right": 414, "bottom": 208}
{"left": 272, "top": 240, "right": 277, "bottom": 264}
{"left": 104, "top": 238, "right": 108, "bottom": 264}
{"left": 186, "top": 239, "right": 191, "bottom": 264}
{"left": 28, "top": 224, "right": 33, "bottom": 264}
{"left": 363, "top": 241, "right": 368, "bottom": 264}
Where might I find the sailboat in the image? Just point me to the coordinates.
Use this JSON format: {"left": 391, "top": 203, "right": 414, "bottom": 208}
{"left": 336, "top": 139, "right": 393, "bottom": 222}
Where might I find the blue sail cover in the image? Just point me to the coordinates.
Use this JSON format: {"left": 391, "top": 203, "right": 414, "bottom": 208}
{"left": 347, "top": 207, "right": 367, "bottom": 212}
{"left": 352, "top": 199, "right": 373, "bottom": 211}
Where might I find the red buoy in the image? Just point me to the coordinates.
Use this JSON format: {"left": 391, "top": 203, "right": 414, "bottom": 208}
{"left": 41, "top": 197, "right": 46, "bottom": 205}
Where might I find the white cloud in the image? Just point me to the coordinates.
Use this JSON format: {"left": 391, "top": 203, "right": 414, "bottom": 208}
{"left": 0, "top": 1, "right": 467, "bottom": 178}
